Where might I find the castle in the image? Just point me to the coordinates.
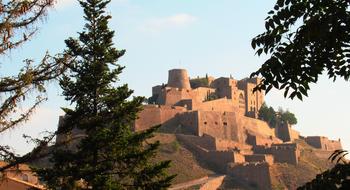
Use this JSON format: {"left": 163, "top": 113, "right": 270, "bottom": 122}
{"left": 134, "top": 69, "right": 342, "bottom": 190}
{"left": 55, "top": 68, "right": 343, "bottom": 189}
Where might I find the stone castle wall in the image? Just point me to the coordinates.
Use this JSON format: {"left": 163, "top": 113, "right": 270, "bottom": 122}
{"left": 227, "top": 162, "right": 272, "bottom": 190}
{"left": 134, "top": 105, "right": 185, "bottom": 131}
{"left": 175, "top": 134, "right": 251, "bottom": 151}
{"left": 270, "top": 143, "right": 300, "bottom": 165}
{"left": 275, "top": 123, "right": 300, "bottom": 142}
{"left": 176, "top": 134, "right": 245, "bottom": 173}
{"left": 305, "top": 136, "right": 342, "bottom": 151}
{"left": 239, "top": 117, "right": 276, "bottom": 138}
{"left": 253, "top": 143, "right": 300, "bottom": 165}
{"left": 244, "top": 154, "right": 274, "bottom": 165}
{"left": 192, "top": 98, "right": 241, "bottom": 113}
{"left": 246, "top": 133, "right": 283, "bottom": 147}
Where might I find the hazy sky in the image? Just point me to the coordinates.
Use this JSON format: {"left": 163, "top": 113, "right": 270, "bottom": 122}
{"left": 1, "top": 0, "right": 349, "bottom": 155}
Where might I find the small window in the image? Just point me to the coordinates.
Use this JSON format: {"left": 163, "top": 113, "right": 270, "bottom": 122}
{"left": 223, "top": 122, "right": 228, "bottom": 126}
{"left": 204, "top": 122, "right": 207, "bottom": 125}
{"left": 215, "top": 122, "right": 218, "bottom": 125}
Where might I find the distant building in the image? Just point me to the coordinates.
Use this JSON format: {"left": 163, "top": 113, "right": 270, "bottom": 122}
{"left": 0, "top": 161, "right": 45, "bottom": 190}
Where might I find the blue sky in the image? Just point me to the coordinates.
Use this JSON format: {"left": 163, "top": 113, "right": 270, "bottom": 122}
{"left": 1, "top": 0, "right": 349, "bottom": 155}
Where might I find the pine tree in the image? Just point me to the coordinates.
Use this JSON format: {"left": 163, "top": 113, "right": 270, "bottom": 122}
{"left": 35, "top": 0, "right": 174, "bottom": 189}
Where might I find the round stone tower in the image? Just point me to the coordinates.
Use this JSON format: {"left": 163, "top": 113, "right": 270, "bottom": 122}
{"left": 167, "top": 69, "right": 191, "bottom": 89}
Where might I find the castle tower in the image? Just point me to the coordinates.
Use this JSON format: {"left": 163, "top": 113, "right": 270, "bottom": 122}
{"left": 167, "top": 69, "right": 191, "bottom": 89}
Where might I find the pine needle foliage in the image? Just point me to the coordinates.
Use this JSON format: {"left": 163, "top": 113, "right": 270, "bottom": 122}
{"left": 0, "top": 0, "right": 69, "bottom": 170}
{"left": 35, "top": 0, "right": 174, "bottom": 189}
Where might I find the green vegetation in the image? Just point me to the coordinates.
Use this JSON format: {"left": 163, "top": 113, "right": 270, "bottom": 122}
{"left": 190, "top": 77, "right": 209, "bottom": 88}
{"left": 258, "top": 103, "right": 297, "bottom": 128}
{"left": 35, "top": 0, "right": 174, "bottom": 189}
{"left": 204, "top": 91, "right": 219, "bottom": 102}
{"left": 148, "top": 94, "right": 159, "bottom": 104}
{"left": 253, "top": 0, "right": 350, "bottom": 188}
{"left": 251, "top": 0, "right": 350, "bottom": 100}
{"left": 0, "top": 0, "right": 67, "bottom": 171}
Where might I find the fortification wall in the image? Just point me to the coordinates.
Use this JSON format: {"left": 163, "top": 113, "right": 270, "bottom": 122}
{"left": 305, "top": 136, "right": 342, "bottom": 151}
{"left": 175, "top": 134, "right": 216, "bottom": 150}
{"left": 210, "top": 77, "right": 237, "bottom": 89}
{"left": 206, "top": 151, "right": 245, "bottom": 172}
{"left": 227, "top": 162, "right": 272, "bottom": 190}
{"left": 192, "top": 87, "right": 216, "bottom": 102}
{"left": 252, "top": 143, "right": 300, "bottom": 165}
{"left": 197, "top": 111, "right": 245, "bottom": 142}
{"left": 161, "top": 88, "right": 191, "bottom": 105}
{"left": 214, "top": 137, "right": 252, "bottom": 151}
{"left": 192, "top": 98, "right": 240, "bottom": 113}
{"left": 174, "top": 134, "right": 251, "bottom": 151}
{"left": 275, "top": 123, "right": 300, "bottom": 142}
{"left": 246, "top": 133, "right": 282, "bottom": 147}
{"left": 157, "top": 87, "right": 216, "bottom": 107}
{"left": 178, "top": 111, "right": 200, "bottom": 135}
{"left": 176, "top": 134, "right": 245, "bottom": 173}
{"left": 244, "top": 154, "right": 274, "bottom": 165}
{"left": 270, "top": 143, "right": 300, "bottom": 165}
{"left": 134, "top": 105, "right": 185, "bottom": 131}
{"left": 168, "top": 69, "right": 191, "bottom": 89}
{"left": 239, "top": 116, "right": 276, "bottom": 138}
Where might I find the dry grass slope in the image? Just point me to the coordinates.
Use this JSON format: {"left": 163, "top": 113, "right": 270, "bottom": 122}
{"left": 151, "top": 133, "right": 214, "bottom": 184}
